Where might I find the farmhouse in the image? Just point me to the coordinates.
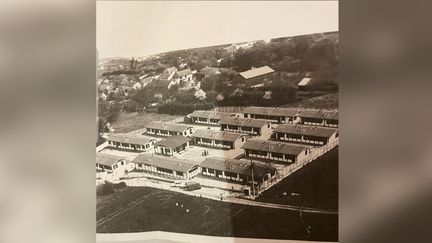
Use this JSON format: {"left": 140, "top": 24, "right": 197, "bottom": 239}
{"left": 132, "top": 154, "right": 200, "bottom": 180}
{"left": 96, "top": 153, "right": 127, "bottom": 173}
{"left": 238, "top": 66, "right": 275, "bottom": 85}
{"left": 144, "top": 121, "right": 194, "bottom": 137}
{"left": 242, "top": 139, "right": 311, "bottom": 163}
{"left": 219, "top": 117, "right": 271, "bottom": 136}
{"left": 174, "top": 68, "right": 193, "bottom": 82}
{"left": 274, "top": 124, "right": 339, "bottom": 146}
{"left": 154, "top": 135, "right": 192, "bottom": 156}
{"left": 192, "top": 129, "right": 246, "bottom": 149}
{"left": 243, "top": 106, "right": 301, "bottom": 124}
{"left": 200, "top": 157, "right": 277, "bottom": 185}
{"left": 295, "top": 109, "right": 339, "bottom": 127}
{"left": 188, "top": 110, "right": 235, "bottom": 126}
{"left": 107, "top": 134, "right": 156, "bottom": 152}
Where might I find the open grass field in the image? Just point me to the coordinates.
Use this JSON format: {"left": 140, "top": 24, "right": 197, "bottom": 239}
{"left": 257, "top": 146, "right": 338, "bottom": 210}
{"left": 111, "top": 112, "right": 182, "bottom": 133}
{"left": 97, "top": 187, "right": 338, "bottom": 241}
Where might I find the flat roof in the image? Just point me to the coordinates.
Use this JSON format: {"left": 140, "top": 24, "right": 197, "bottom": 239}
{"left": 145, "top": 121, "right": 192, "bottom": 133}
{"left": 239, "top": 66, "right": 275, "bottom": 80}
{"left": 96, "top": 153, "right": 125, "bottom": 167}
{"left": 189, "top": 110, "right": 233, "bottom": 120}
{"left": 242, "top": 139, "right": 310, "bottom": 155}
{"left": 200, "top": 157, "right": 276, "bottom": 179}
{"left": 108, "top": 134, "right": 155, "bottom": 145}
{"left": 275, "top": 124, "right": 338, "bottom": 138}
{"left": 219, "top": 117, "right": 269, "bottom": 128}
{"left": 132, "top": 154, "right": 197, "bottom": 173}
{"left": 243, "top": 106, "right": 301, "bottom": 117}
{"left": 192, "top": 129, "right": 245, "bottom": 142}
{"left": 154, "top": 135, "right": 192, "bottom": 149}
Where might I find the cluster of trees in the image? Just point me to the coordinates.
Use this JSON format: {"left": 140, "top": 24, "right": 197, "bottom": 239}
{"left": 232, "top": 33, "right": 338, "bottom": 86}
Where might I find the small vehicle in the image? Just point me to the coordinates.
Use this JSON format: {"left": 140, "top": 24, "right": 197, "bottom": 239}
{"left": 182, "top": 182, "right": 201, "bottom": 191}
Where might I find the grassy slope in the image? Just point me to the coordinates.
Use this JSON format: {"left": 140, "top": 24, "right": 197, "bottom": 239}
{"left": 97, "top": 187, "right": 337, "bottom": 241}
{"left": 256, "top": 147, "right": 338, "bottom": 210}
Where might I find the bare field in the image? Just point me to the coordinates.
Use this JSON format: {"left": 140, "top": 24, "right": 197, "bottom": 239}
{"left": 111, "top": 112, "right": 183, "bottom": 133}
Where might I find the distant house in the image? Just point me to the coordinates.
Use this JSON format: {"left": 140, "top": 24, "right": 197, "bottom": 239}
{"left": 188, "top": 110, "right": 236, "bottom": 126}
{"left": 243, "top": 106, "right": 301, "bottom": 124}
{"left": 107, "top": 134, "right": 156, "bottom": 152}
{"left": 295, "top": 109, "right": 338, "bottom": 128}
{"left": 132, "top": 154, "right": 200, "bottom": 180}
{"left": 200, "top": 67, "right": 221, "bottom": 77}
{"left": 143, "top": 122, "right": 194, "bottom": 137}
{"left": 96, "top": 153, "right": 127, "bottom": 173}
{"left": 297, "top": 77, "right": 312, "bottom": 90}
{"left": 154, "top": 135, "right": 192, "bottom": 156}
{"left": 159, "top": 67, "right": 178, "bottom": 81}
{"left": 199, "top": 157, "right": 276, "bottom": 186}
{"left": 224, "top": 41, "right": 257, "bottom": 55}
{"left": 133, "top": 82, "right": 143, "bottom": 90}
{"left": 178, "top": 63, "right": 188, "bottom": 69}
{"left": 219, "top": 117, "right": 272, "bottom": 136}
{"left": 174, "top": 68, "right": 193, "bottom": 82}
{"left": 192, "top": 129, "right": 246, "bottom": 149}
{"left": 242, "top": 139, "right": 311, "bottom": 164}
{"left": 274, "top": 124, "right": 339, "bottom": 146}
{"left": 238, "top": 66, "right": 275, "bottom": 85}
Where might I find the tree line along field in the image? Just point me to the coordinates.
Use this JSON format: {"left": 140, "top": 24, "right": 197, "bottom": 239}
{"left": 256, "top": 146, "right": 338, "bottom": 210}
{"left": 97, "top": 187, "right": 337, "bottom": 241}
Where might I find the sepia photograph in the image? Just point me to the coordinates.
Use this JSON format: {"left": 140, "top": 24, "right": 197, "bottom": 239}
{"left": 96, "top": 1, "right": 338, "bottom": 242}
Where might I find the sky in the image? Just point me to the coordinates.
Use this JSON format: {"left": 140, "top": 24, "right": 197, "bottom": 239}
{"left": 97, "top": 1, "right": 338, "bottom": 58}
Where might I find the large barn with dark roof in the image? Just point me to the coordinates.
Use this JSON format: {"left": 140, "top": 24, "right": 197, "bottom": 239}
{"left": 132, "top": 154, "right": 200, "bottom": 180}
{"left": 274, "top": 124, "right": 339, "bottom": 146}
{"left": 219, "top": 117, "right": 272, "bottom": 136}
{"left": 242, "top": 139, "right": 311, "bottom": 163}
{"left": 199, "top": 157, "right": 277, "bottom": 185}
{"left": 143, "top": 121, "right": 194, "bottom": 137}
{"left": 192, "top": 129, "right": 246, "bottom": 149}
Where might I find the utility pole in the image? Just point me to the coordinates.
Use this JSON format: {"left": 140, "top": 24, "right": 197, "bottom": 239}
{"left": 251, "top": 159, "right": 255, "bottom": 198}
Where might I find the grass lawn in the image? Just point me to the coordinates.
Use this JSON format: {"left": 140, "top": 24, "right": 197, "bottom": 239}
{"left": 97, "top": 187, "right": 338, "bottom": 241}
{"left": 111, "top": 112, "right": 182, "bottom": 133}
{"left": 256, "top": 146, "right": 338, "bottom": 210}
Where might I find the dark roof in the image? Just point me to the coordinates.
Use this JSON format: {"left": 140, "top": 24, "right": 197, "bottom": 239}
{"left": 200, "top": 157, "right": 276, "bottom": 179}
{"left": 132, "top": 154, "right": 196, "bottom": 173}
{"left": 189, "top": 110, "right": 233, "bottom": 120}
{"left": 154, "top": 135, "right": 191, "bottom": 149}
{"left": 108, "top": 134, "right": 155, "bottom": 145}
{"left": 145, "top": 122, "right": 192, "bottom": 133}
{"left": 219, "top": 117, "right": 269, "bottom": 128}
{"left": 175, "top": 69, "right": 192, "bottom": 77}
{"left": 239, "top": 66, "right": 275, "bottom": 80}
{"left": 275, "top": 124, "right": 338, "bottom": 138}
{"left": 297, "top": 109, "right": 338, "bottom": 120}
{"left": 243, "top": 106, "right": 301, "bottom": 117}
{"left": 192, "top": 129, "right": 245, "bottom": 142}
{"left": 242, "top": 139, "right": 310, "bottom": 155}
{"left": 96, "top": 153, "right": 125, "bottom": 166}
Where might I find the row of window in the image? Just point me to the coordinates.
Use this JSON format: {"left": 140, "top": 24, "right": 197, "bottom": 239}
{"left": 108, "top": 141, "right": 152, "bottom": 150}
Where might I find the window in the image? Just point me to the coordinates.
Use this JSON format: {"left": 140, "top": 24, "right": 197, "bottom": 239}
{"left": 267, "top": 123, "right": 270, "bottom": 128}
{"left": 305, "top": 149, "right": 308, "bottom": 155}
{"left": 241, "top": 136, "right": 245, "bottom": 142}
